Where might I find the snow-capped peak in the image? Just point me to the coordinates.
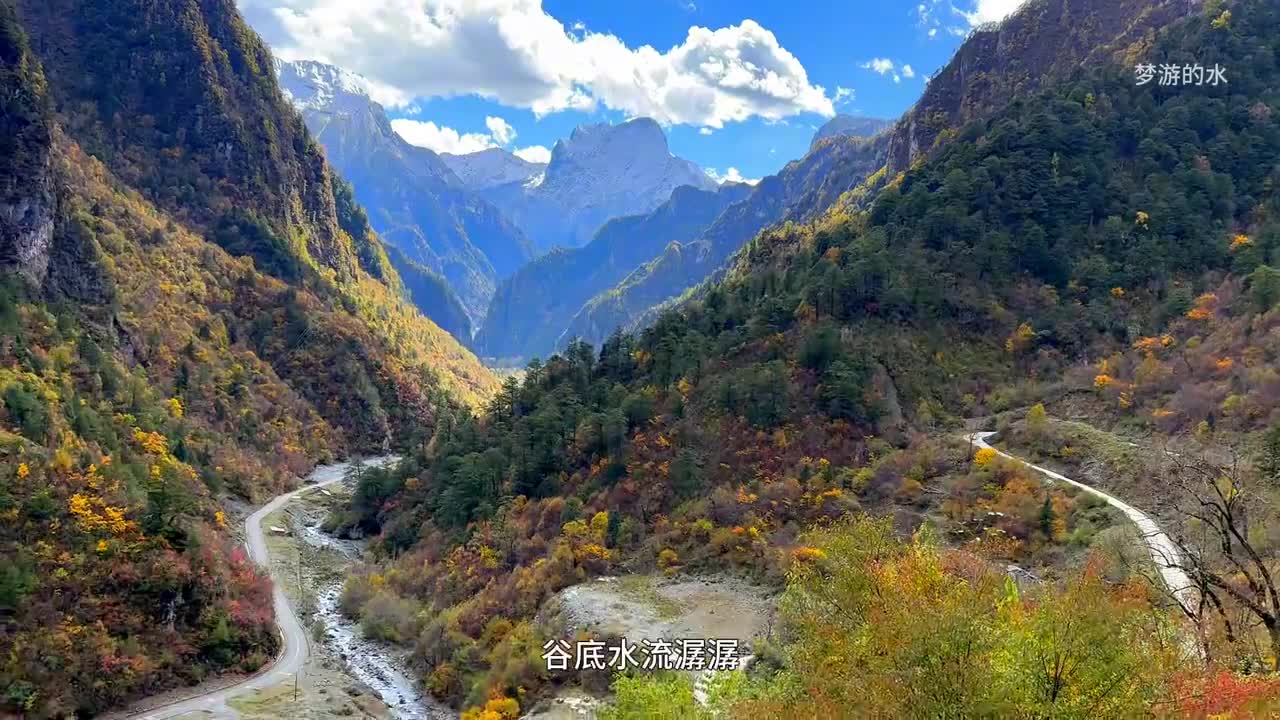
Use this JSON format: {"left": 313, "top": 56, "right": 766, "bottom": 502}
{"left": 440, "top": 148, "right": 547, "bottom": 192}
{"left": 276, "top": 59, "right": 376, "bottom": 112}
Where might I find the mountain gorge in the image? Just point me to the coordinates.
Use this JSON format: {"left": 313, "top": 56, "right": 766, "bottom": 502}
{"left": 475, "top": 181, "right": 753, "bottom": 361}
{"left": 6, "top": 0, "right": 1280, "bottom": 717}
{"left": 277, "top": 59, "right": 533, "bottom": 331}
{"left": 326, "top": 0, "right": 1280, "bottom": 716}
{"left": 0, "top": 0, "right": 495, "bottom": 714}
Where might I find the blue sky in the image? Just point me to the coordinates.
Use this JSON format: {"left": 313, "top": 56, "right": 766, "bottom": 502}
{"left": 240, "top": 0, "right": 1025, "bottom": 182}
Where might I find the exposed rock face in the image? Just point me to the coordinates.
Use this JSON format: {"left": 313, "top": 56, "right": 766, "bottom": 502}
{"left": 0, "top": 173, "right": 55, "bottom": 287}
{"left": 0, "top": 3, "right": 55, "bottom": 287}
{"left": 16, "top": 0, "right": 365, "bottom": 281}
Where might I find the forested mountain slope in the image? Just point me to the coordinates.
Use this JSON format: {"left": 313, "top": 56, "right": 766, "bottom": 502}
{"left": 559, "top": 0, "right": 1201, "bottom": 353}
{"left": 0, "top": 0, "right": 495, "bottom": 715}
{"left": 387, "top": 244, "right": 473, "bottom": 343}
{"left": 882, "top": 0, "right": 1201, "bottom": 177}
{"left": 475, "top": 182, "right": 752, "bottom": 362}
{"left": 278, "top": 59, "right": 534, "bottom": 329}
{"left": 330, "top": 0, "right": 1280, "bottom": 715}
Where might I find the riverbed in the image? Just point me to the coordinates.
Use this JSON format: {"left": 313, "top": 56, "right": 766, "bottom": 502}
{"left": 284, "top": 462, "right": 456, "bottom": 720}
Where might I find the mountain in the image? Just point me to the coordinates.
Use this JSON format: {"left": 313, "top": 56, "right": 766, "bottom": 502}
{"left": 440, "top": 147, "right": 545, "bottom": 191}
{"left": 0, "top": 0, "right": 496, "bottom": 714}
{"left": 880, "top": 0, "right": 1201, "bottom": 177}
{"left": 328, "top": 1, "right": 1280, "bottom": 715}
{"left": 810, "top": 115, "right": 891, "bottom": 148}
{"left": 475, "top": 182, "right": 753, "bottom": 361}
{"left": 556, "top": 0, "right": 1200, "bottom": 352}
{"left": 478, "top": 118, "right": 717, "bottom": 252}
{"left": 276, "top": 59, "right": 534, "bottom": 329}
{"left": 561, "top": 132, "right": 887, "bottom": 349}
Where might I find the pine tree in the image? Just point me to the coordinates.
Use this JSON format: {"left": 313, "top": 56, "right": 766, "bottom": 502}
{"left": 1038, "top": 496, "right": 1055, "bottom": 539}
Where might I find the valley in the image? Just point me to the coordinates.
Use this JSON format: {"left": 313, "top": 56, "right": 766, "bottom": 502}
{"left": 5, "top": 0, "right": 1280, "bottom": 717}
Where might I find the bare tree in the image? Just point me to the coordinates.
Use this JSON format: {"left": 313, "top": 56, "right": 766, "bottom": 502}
{"left": 1164, "top": 442, "right": 1280, "bottom": 671}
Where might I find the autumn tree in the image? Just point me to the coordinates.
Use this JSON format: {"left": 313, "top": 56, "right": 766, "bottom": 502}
{"left": 724, "top": 517, "right": 1179, "bottom": 718}
{"left": 1165, "top": 443, "right": 1280, "bottom": 669}
{"left": 1026, "top": 403, "right": 1049, "bottom": 447}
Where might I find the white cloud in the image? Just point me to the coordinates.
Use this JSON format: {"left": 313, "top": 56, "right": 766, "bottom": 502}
{"left": 959, "top": 0, "right": 1028, "bottom": 26}
{"left": 915, "top": 0, "right": 1019, "bottom": 38}
{"left": 704, "top": 167, "right": 759, "bottom": 185}
{"left": 862, "top": 58, "right": 895, "bottom": 75}
{"left": 513, "top": 145, "right": 552, "bottom": 163}
{"left": 698, "top": 127, "right": 714, "bottom": 135}
{"left": 485, "top": 115, "right": 517, "bottom": 145}
{"left": 242, "top": 0, "right": 833, "bottom": 127}
{"left": 861, "top": 58, "right": 917, "bottom": 84}
{"left": 392, "top": 114, "right": 542, "bottom": 160}
{"left": 391, "top": 119, "right": 497, "bottom": 154}
{"left": 834, "top": 85, "right": 854, "bottom": 104}
{"left": 915, "top": 0, "right": 944, "bottom": 39}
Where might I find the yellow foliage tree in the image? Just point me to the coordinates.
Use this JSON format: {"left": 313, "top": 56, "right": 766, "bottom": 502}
{"left": 974, "top": 447, "right": 998, "bottom": 467}
{"left": 1026, "top": 403, "right": 1047, "bottom": 436}
{"left": 1185, "top": 293, "right": 1218, "bottom": 321}
{"left": 132, "top": 428, "right": 168, "bottom": 455}
{"left": 461, "top": 696, "right": 520, "bottom": 720}
{"left": 589, "top": 511, "right": 609, "bottom": 541}
{"left": 1004, "top": 323, "right": 1036, "bottom": 354}
{"left": 792, "top": 546, "right": 827, "bottom": 563}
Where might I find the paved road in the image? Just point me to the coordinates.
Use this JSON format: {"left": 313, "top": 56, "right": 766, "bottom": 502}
{"left": 128, "top": 456, "right": 399, "bottom": 720}
{"left": 967, "top": 432, "right": 1196, "bottom": 610}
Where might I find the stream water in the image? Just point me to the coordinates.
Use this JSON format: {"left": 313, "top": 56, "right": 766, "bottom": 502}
{"left": 294, "top": 486, "right": 455, "bottom": 719}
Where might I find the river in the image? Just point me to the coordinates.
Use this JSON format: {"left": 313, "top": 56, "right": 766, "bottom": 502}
{"left": 294, "top": 458, "right": 456, "bottom": 720}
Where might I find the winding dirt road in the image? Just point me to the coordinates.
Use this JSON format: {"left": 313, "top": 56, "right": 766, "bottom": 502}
{"left": 967, "top": 432, "right": 1196, "bottom": 609}
{"left": 127, "top": 457, "right": 398, "bottom": 720}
